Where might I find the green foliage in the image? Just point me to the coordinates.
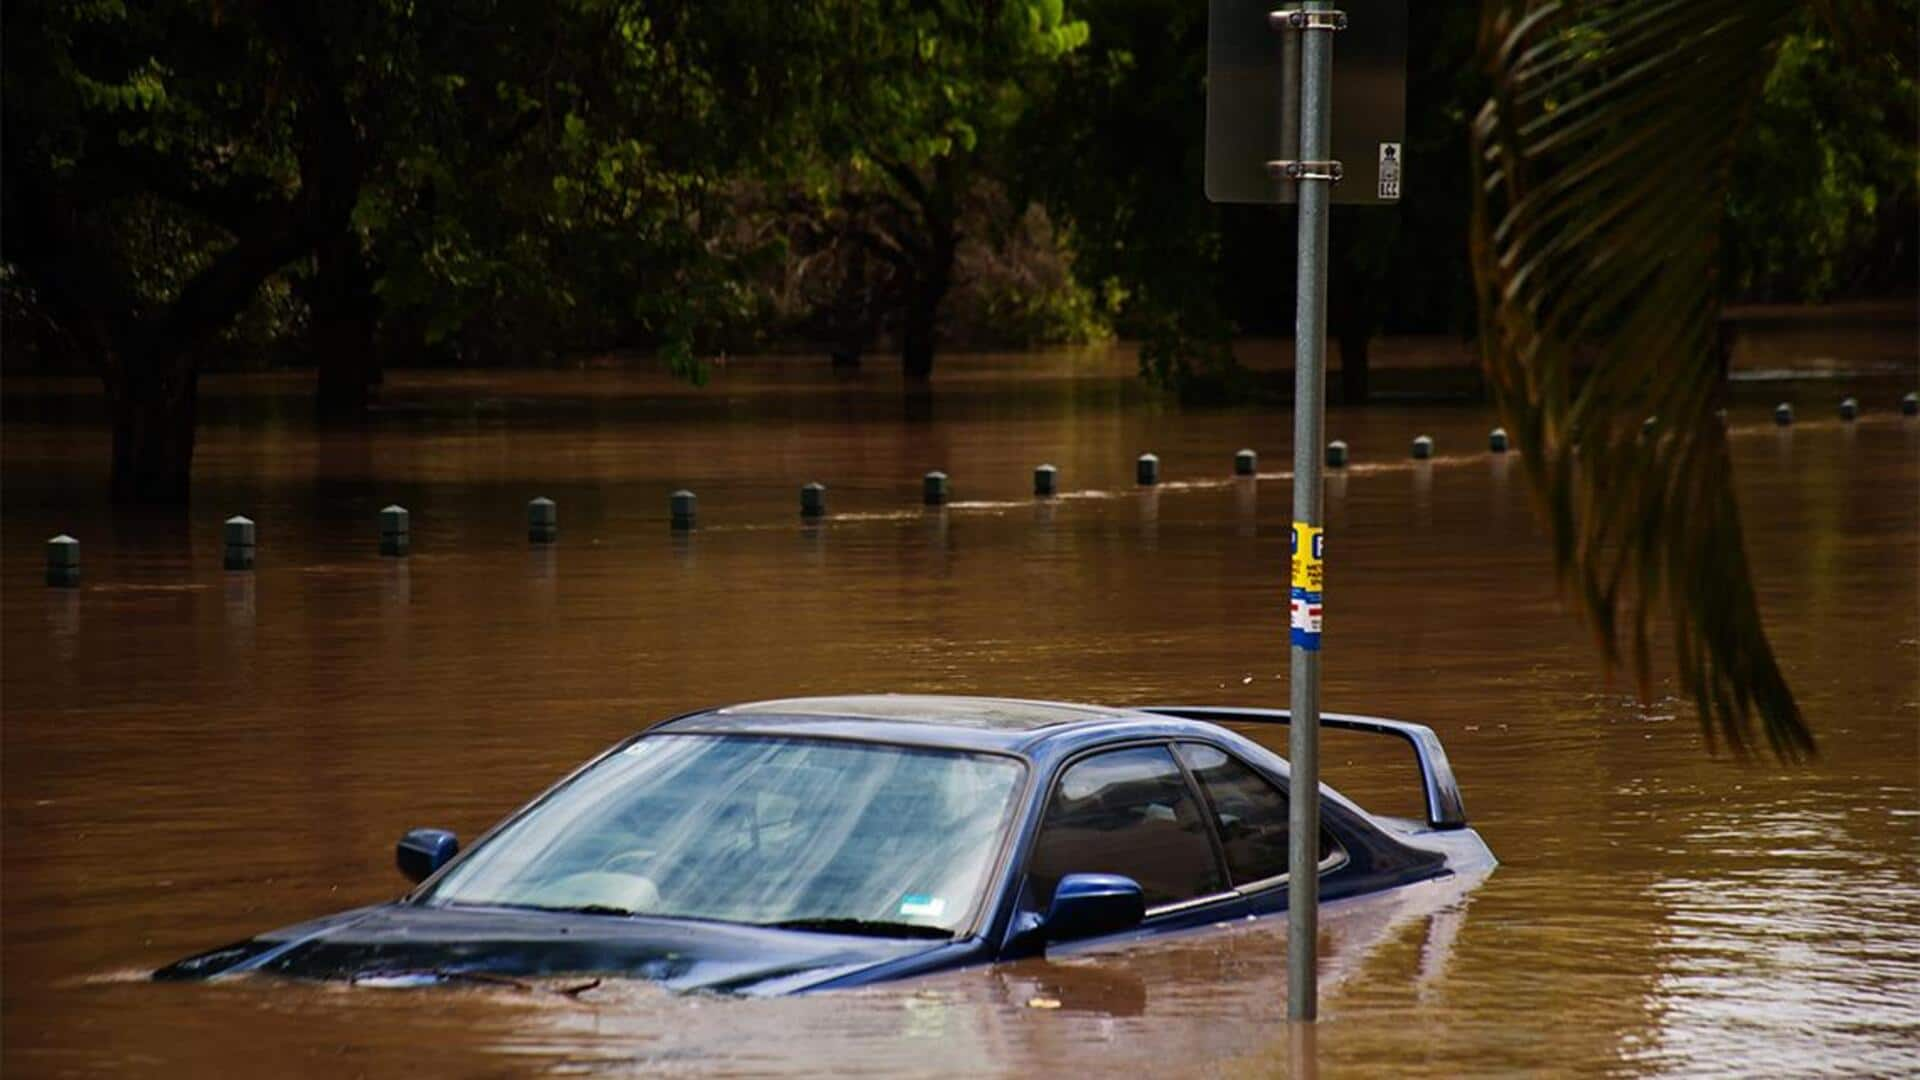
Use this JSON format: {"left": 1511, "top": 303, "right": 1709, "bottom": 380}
{"left": 1724, "top": 4, "right": 1919, "bottom": 301}
{"left": 947, "top": 197, "right": 1115, "bottom": 348}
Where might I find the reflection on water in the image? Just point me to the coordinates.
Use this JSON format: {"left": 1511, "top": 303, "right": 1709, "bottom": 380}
{"left": 3, "top": 350, "right": 1916, "bottom": 1076}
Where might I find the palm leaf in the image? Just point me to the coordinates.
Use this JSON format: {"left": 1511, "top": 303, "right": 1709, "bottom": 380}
{"left": 1470, "top": 0, "right": 1816, "bottom": 760}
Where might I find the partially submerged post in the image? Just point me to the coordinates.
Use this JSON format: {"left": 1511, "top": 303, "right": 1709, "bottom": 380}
{"left": 1136, "top": 453, "right": 1161, "bottom": 486}
{"left": 223, "top": 516, "right": 256, "bottom": 571}
{"left": 800, "top": 482, "right": 827, "bottom": 520}
{"left": 1033, "top": 464, "right": 1058, "bottom": 497}
{"left": 1206, "top": 0, "right": 1405, "bottom": 1022}
{"left": 670, "top": 490, "right": 697, "bottom": 531}
{"left": 1411, "top": 434, "right": 1434, "bottom": 459}
{"left": 528, "top": 497, "right": 558, "bottom": 543}
{"left": 1838, "top": 397, "right": 1859, "bottom": 421}
{"left": 1489, "top": 427, "right": 1509, "bottom": 453}
{"left": 1902, "top": 392, "right": 1918, "bottom": 416}
{"left": 1235, "top": 448, "right": 1259, "bottom": 476}
{"left": 46, "top": 535, "right": 79, "bottom": 587}
{"left": 1326, "top": 440, "right": 1349, "bottom": 468}
{"left": 380, "top": 505, "right": 410, "bottom": 557}
{"left": 923, "top": 471, "right": 949, "bottom": 506}
{"left": 1774, "top": 402, "right": 1794, "bottom": 426}
{"left": 1283, "top": 0, "right": 1334, "bottom": 1025}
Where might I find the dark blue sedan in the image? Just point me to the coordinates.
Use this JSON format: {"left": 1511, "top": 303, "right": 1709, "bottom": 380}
{"left": 156, "top": 695, "right": 1494, "bottom": 994}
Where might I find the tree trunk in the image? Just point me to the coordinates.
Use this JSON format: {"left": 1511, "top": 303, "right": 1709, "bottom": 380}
{"left": 313, "top": 231, "right": 380, "bottom": 419}
{"left": 106, "top": 348, "right": 198, "bottom": 505}
{"left": 899, "top": 159, "right": 960, "bottom": 382}
{"left": 1338, "top": 325, "right": 1371, "bottom": 405}
{"left": 901, "top": 287, "right": 940, "bottom": 380}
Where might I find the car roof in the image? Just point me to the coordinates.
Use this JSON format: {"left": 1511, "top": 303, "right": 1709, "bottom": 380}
{"left": 652, "top": 694, "right": 1177, "bottom": 754}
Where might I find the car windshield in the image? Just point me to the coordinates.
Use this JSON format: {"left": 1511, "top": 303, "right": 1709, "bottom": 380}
{"left": 420, "top": 734, "right": 1025, "bottom": 936}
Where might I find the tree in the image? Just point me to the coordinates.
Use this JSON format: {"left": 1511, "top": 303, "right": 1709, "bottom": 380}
{"left": 798, "top": 0, "right": 1088, "bottom": 380}
{"left": 2, "top": 1, "right": 816, "bottom": 493}
{"left": 1466, "top": 0, "right": 1912, "bottom": 758}
{"left": 4, "top": 1, "right": 368, "bottom": 502}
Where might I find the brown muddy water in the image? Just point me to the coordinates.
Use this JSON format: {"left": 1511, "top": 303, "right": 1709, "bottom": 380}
{"left": 4, "top": 348, "right": 1917, "bottom": 1077}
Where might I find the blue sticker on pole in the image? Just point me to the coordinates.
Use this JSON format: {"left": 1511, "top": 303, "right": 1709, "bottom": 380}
{"left": 1290, "top": 522, "right": 1323, "bottom": 650}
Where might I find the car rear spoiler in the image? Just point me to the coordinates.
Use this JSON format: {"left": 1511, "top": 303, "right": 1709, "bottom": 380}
{"left": 1135, "top": 706, "right": 1469, "bottom": 831}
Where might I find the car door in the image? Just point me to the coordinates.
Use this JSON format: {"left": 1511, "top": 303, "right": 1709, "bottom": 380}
{"left": 1021, "top": 744, "right": 1235, "bottom": 924}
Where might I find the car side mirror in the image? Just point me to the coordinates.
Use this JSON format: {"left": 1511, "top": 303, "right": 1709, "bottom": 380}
{"left": 396, "top": 828, "right": 458, "bottom": 884}
{"left": 1042, "top": 873, "right": 1145, "bottom": 942}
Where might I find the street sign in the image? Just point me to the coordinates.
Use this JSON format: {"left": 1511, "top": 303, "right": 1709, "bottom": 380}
{"left": 1204, "top": 0, "right": 1407, "bottom": 205}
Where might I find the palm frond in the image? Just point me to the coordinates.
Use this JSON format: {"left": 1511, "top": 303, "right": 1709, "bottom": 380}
{"left": 1471, "top": 0, "right": 1816, "bottom": 760}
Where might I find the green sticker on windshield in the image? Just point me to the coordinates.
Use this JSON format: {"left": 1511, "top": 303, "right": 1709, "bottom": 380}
{"left": 899, "top": 894, "right": 946, "bottom": 918}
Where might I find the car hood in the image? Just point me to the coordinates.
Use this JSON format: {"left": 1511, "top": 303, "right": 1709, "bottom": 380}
{"left": 153, "top": 903, "right": 947, "bottom": 995}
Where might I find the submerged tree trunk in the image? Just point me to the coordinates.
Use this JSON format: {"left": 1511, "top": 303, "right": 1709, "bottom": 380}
{"left": 894, "top": 157, "right": 960, "bottom": 383}
{"left": 105, "top": 344, "right": 198, "bottom": 505}
{"left": 901, "top": 274, "right": 944, "bottom": 380}
{"left": 312, "top": 231, "right": 381, "bottom": 419}
{"left": 1338, "top": 325, "right": 1371, "bottom": 405}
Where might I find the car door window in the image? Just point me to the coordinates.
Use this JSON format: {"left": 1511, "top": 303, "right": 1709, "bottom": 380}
{"left": 1027, "top": 745, "right": 1224, "bottom": 910}
{"left": 1167, "top": 737, "right": 1290, "bottom": 883}
{"left": 1176, "top": 742, "right": 1303, "bottom": 886}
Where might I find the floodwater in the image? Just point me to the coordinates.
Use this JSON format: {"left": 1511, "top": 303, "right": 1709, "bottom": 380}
{"left": 4, "top": 347, "right": 1916, "bottom": 1077}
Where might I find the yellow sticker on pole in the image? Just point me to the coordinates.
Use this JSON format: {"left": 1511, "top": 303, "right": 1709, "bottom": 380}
{"left": 1290, "top": 522, "right": 1323, "bottom": 650}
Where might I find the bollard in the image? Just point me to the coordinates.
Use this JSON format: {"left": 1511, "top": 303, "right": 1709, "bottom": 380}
{"left": 223, "top": 516, "right": 256, "bottom": 571}
{"left": 46, "top": 535, "right": 79, "bottom": 587}
{"left": 1488, "top": 427, "right": 1509, "bottom": 453}
{"left": 528, "top": 497, "right": 557, "bottom": 543}
{"left": 923, "top": 471, "right": 949, "bottom": 506}
{"left": 1136, "top": 453, "right": 1160, "bottom": 486}
{"left": 1326, "top": 440, "right": 1349, "bottom": 468}
{"left": 1234, "top": 448, "right": 1258, "bottom": 476}
{"left": 1838, "top": 397, "right": 1859, "bottom": 421}
{"left": 1411, "top": 435, "right": 1434, "bottom": 460}
{"left": 800, "top": 482, "right": 827, "bottom": 519}
{"left": 1774, "top": 402, "right": 1793, "bottom": 426}
{"left": 1641, "top": 416, "right": 1660, "bottom": 439}
{"left": 380, "top": 505, "right": 410, "bottom": 557}
{"left": 1033, "top": 464, "right": 1058, "bottom": 497}
{"left": 670, "top": 490, "right": 697, "bottom": 531}
{"left": 1903, "top": 391, "right": 1918, "bottom": 417}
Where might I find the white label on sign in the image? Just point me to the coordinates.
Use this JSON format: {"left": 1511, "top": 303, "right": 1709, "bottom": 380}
{"left": 1378, "top": 143, "right": 1401, "bottom": 200}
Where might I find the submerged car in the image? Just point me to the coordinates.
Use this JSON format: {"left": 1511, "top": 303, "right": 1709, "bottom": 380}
{"left": 156, "top": 695, "right": 1493, "bottom": 994}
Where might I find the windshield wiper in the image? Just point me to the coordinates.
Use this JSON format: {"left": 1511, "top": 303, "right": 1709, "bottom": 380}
{"left": 454, "top": 901, "right": 636, "bottom": 917}
{"left": 761, "top": 917, "right": 954, "bottom": 939}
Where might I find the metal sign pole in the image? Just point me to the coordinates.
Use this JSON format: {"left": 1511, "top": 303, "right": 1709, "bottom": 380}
{"left": 1286, "top": 0, "right": 1334, "bottom": 1024}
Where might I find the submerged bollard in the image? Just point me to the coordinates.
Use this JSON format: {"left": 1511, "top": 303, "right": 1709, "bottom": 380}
{"left": 1839, "top": 397, "right": 1859, "bottom": 421}
{"left": 1326, "top": 440, "right": 1349, "bottom": 468}
{"left": 670, "top": 490, "right": 697, "bottom": 531}
{"left": 800, "top": 482, "right": 827, "bottom": 519}
{"left": 923, "top": 471, "right": 949, "bottom": 506}
{"left": 1774, "top": 402, "right": 1793, "bottom": 426}
{"left": 1411, "top": 435, "right": 1434, "bottom": 460}
{"left": 1234, "top": 448, "right": 1258, "bottom": 476}
{"left": 1641, "top": 416, "right": 1660, "bottom": 439}
{"left": 380, "top": 505, "right": 410, "bottom": 557}
{"left": 1489, "top": 427, "right": 1509, "bottom": 453}
{"left": 46, "top": 535, "right": 79, "bottom": 587}
{"left": 223, "top": 516, "right": 256, "bottom": 571}
{"left": 1902, "top": 391, "right": 1918, "bottom": 416}
{"left": 1136, "top": 453, "right": 1160, "bottom": 486}
{"left": 528, "top": 497, "right": 557, "bottom": 543}
{"left": 1033, "top": 464, "right": 1058, "bottom": 497}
